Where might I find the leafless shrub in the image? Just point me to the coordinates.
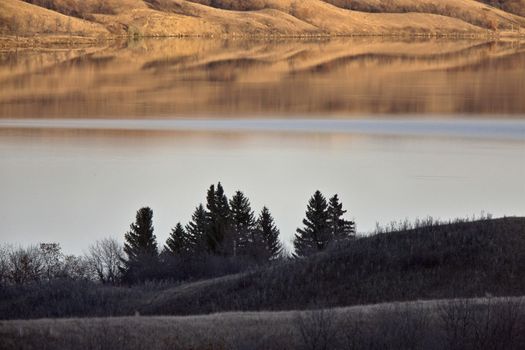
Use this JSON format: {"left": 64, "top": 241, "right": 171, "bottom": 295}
{"left": 439, "top": 298, "right": 525, "bottom": 350}
{"left": 294, "top": 308, "right": 340, "bottom": 350}
{"left": 340, "top": 311, "right": 368, "bottom": 350}
{"left": 373, "top": 304, "right": 433, "bottom": 350}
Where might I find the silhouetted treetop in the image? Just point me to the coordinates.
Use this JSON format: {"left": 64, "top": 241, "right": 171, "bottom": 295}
{"left": 230, "top": 190, "right": 257, "bottom": 257}
{"left": 205, "top": 182, "right": 231, "bottom": 255}
{"left": 185, "top": 204, "right": 208, "bottom": 253}
{"left": 122, "top": 207, "right": 159, "bottom": 283}
{"left": 256, "top": 206, "right": 283, "bottom": 261}
{"left": 165, "top": 223, "right": 189, "bottom": 256}
{"left": 294, "top": 191, "right": 354, "bottom": 257}
{"left": 328, "top": 194, "right": 355, "bottom": 240}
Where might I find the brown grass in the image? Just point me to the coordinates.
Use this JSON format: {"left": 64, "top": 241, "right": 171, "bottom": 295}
{"left": 478, "top": 0, "right": 525, "bottom": 17}
{"left": 0, "top": 297, "right": 524, "bottom": 350}
{"left": 1, "top": 0, "right": 525, "bottom": 40}
{"left": 0, "top": 0, "right": 109, "bottom": 37}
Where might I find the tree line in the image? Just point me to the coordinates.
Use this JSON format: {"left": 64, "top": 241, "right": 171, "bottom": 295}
{"left": 120, "top": 183, "right": 355, "bottom": 283}
{"left": 0, "top": 183, "right": 355, "bottom": 286}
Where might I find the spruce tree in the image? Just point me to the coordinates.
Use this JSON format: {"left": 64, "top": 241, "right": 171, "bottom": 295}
{"left": 294, "top": 191, "right": 330, "bottom": 257}
{"left": 165, "top": 223, "right": 189, "bottom": 255}
{"left": 229, "top": 190, "right": 256, "bottom": 257}
{"left": 256, "top": 206, "right": 283, "bottom": 261}
{"left": 205, "top": 182, "right": 231, "bottom": 255}
{"left": 185, "top": 204, "right": 208, "bottom": 253}
{"left": 327, "top": 194, "right": 355, "bottom": 240}
{"left": 122, "top": 207, "right": 159, "bottom": 283}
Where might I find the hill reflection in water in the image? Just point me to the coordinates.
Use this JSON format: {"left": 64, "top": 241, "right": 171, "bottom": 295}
{"left": 1, "top": 38, "right": 524, "bottom": 118}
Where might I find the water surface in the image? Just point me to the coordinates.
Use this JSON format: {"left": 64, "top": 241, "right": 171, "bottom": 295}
{"left": 0, "top": 38, "right": 524, "bottom": 253}
{"left": 1, "top": 38, "right": 524, "bottom": 118}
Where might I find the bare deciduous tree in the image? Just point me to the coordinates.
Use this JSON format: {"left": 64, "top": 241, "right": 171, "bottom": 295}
{"left": 8, "top": 246, "right": 44, "bottom": 284}
{"left": 0, "top": 244, "right": 10, "bottom": 285}
{"left": 40, "top": 243, "right": 63, "bottom": 280}
{"left": 86, "top": 238, "right": 124, "bottom": 284}
{"left": 62, "top": 254, "right": 91, "bottom": 280}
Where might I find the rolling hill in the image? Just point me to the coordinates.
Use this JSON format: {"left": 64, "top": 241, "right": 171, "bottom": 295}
{"left": 141, "top": 217, "right": 525, "bottom": 315}
{"left": 1, "top": 217, "right": 524, "bottom": 320}
{"left": 1, "top": 0, "right": 525, "bottom": 40}
{"left": 478, "top": 0, "right": 525, "bottom": 17}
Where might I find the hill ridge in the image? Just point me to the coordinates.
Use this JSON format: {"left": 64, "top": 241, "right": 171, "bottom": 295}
{"left": 1, "top": 0, "right": 525, "bottom": 44}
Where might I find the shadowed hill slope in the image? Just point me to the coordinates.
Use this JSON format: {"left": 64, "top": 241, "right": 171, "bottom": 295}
{"left": 142, "top": 217, "right": 525, "bottom": 315}
{"left": 478, "top": 0, "right": 525, "bottom": 17}
{"left": 187, "top": 0, "right": 525, "bottom": 30}
{"left": 1, "top": 0, "right": 525, "bottom": 39}
{"left": 0, "top": 217, "right": 523, "bottom": 320}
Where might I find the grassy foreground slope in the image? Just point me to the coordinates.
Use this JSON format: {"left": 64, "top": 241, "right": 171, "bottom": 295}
{"left": 1, "top": 297, "right": 524, "bottom": 350}
{"left": 1, "top": 0, "right": 524, "bottom": 39}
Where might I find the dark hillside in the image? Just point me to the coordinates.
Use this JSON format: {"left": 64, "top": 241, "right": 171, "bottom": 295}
{"left": 1, "top": 217, "right": 524, "bottom": 319}
{"left": 143, "top": 217, "right": 525, "bottom": 315}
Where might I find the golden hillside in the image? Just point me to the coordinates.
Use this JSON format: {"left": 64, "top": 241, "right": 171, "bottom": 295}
{"left": 477, "top": 0, "right": 525, "bottom": 17}
{"left": 1, "top": 0, "right": 525, "bottom": 40}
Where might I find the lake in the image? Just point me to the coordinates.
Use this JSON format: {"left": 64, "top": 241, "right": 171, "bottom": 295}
{"left": 0, "top": 38, "right": 524, "bottom": 253}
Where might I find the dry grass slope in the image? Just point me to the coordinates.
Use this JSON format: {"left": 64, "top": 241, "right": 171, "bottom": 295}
{"left": 477, "top": 0, "right": 525, "bottom": 17}
{"left": 1, "top": 297, "right": 524, "bottom": 350}
{"left": 0, "top": 0, "right": 109, "bottom": 37}
{"left": 1, "top": 0, "right": 525, "bottom": 40}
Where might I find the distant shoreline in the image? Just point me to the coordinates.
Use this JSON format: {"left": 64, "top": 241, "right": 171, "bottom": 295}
{"left": 1, "top": 32, "right": 524, "bottom": 50}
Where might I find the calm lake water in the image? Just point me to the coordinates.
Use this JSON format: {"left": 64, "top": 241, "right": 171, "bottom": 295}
{"left": 1, "top": 38, "right": 524, "bottom": 253}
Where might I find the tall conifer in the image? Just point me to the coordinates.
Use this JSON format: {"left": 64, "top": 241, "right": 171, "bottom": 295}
{"left": 327, "top": 194, "right": 355, "bottom": 240}
{"left": 122, "top": 207, "right": 159, "bottom": 283}
{"left": 294, "top": 191, "right": 330, "bottom": 257}
{"left": 185, "top": 204, "right": 208, "bottom": 253}
{"left": 256, "top": 206, "right": 283, "bottom": 260}
{"left": 165, "top": 223, "right": 189, "bottom": 255}
{"left": 205, "top": 182, "right": 231, "bottom": 255}
{"left": 229, "top": 191, "right": 256, "bottom": 257}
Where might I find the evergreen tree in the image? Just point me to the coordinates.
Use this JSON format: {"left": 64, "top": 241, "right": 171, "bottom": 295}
{"left": 294, "top": 191, "right": 330, "bottom": 257}
{"left": 205, "top": 182, "right": 231, "bottom": 255}
{"left": 185, "top": 204, "right": 208, "bottom": 253}
{"left": 256, "top": 206, "right": 283, "bottom": 261}
{"left": 229, "top": 190, "right": 256, "bottom": 257}
{"left": 121, "top": 207, "right": 159, "bottom": 283}
{"left": 165, "top": 223, "right": 189, "bottom": 255}
{"left": 327, "top": 194, "right": 355, "bottom": 240}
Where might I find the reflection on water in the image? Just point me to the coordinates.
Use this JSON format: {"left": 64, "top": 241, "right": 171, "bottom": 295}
{"left": 1, "top": 126, "right": 524, "bottom": 253}
{"left": 1, "top": 38, "right": 524, "bottom": 253}
{"left": 1, "top": 38, "right": 525, "bottom": 118}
